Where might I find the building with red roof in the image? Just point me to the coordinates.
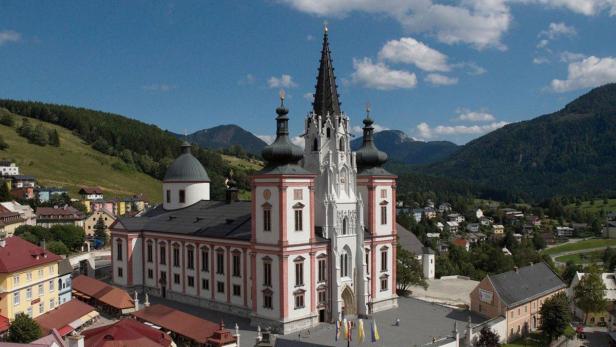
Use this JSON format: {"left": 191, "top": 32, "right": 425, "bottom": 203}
{"left": 71, "top": 275, "right": 134, "bottom": 316}
{"left": 131, "top": 304, "right": 236, "bottom": 346}
{"left": 35, "top": 206, "right": 86, "bottom": 228}
{"left": 80, "top": 318, "right": 173, "bottom": 347}
{"left": 35, "top": 299, "right": 99, "bottom": 336}
{"left": 0, "top": 236, "right": 64, "bottom": 326}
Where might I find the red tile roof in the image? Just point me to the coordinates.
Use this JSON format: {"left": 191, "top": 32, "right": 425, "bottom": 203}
{"left": 36, "top": 206, "right": 85, "bottom": 219}
{"left": 131, "top": 304, "right": 234, "bottom": 345}
{"left": 72, "top": 275, "right": 134, "bottom": 309}
{"left": 35, "top": 299, "right": 96, "bottom": 335}
{"left": 79, "top": 187, "right": 104, "bottom": 195}
{"left": 0, "top": 314, "right": 10, "bottom": 333}
{"left": 82, "top": 318, "right": 172, "bottom": 347}
{"left": 0, "top": 237, "right": 62, "bottom": 273}
{"left": 452, "top": 238, "right": 469, "bottom": 247}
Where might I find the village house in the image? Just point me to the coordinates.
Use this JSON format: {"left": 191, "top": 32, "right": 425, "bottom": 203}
{"left": 0, "top": 207, "right": 26, "bottom": 237}
{"left": 569, "top": 271, "right": 616, "bottom": 328}
{"left": 397, "top": 224, "right": 436, "bottom": 279}
{"left": 58, "top": 258, "right": 73, "bottom": 305}
{"left": 492, "top": 224, "right": 505, "bottom": 238}
{"left": 0, "top": 160, "right": 19, "bottom": 177}
{"left": 80, "top": 318, "right": 175, "bottom": 347}
{"left": 445, "top": 221, "right": 459, "bottom": 234}
{"left": 79, "top": 186, "right": 104, "bottom": 201}
{"left": 37, "top": 187, "right": 69, "bottom": 203}
{"left": 412, "top": 208, "right": 423, "bottom": 222}
{"left": 83, "top": 208, "right": 116, "bottom": 238}
{"left": 36, "top": 206, "right": 86, "bottom": 228}
{"left": 470, "top": 262, "right": 566, "bottom": 342}
{"left": 466, "top": 223, "right": 480, "bottom": 233}
{"left": 438, "top": 202, "right": 452, "bottom": 214}
{"left": 424, "top": 206, "right": 437, "bottom": 219}
{"left": 555, "top": 226, "right": 574, "bottom": 237}
{"left": 0, "top": 201, "right": 36, "bottom": 226}
{"left": 9, "top": 175, "right": 36, "bottom": 200}
{"left": 35, "top": 299, "right": 99, "bottom": 337}
{"left": 0, "top": 236, "right": 64, "bottom": 334}
{"left": 451, "top": 238, "right": 470, "bottom": 252}
{"left": 447, "top": 213, "right": 465, "bottom": 223}
{"left": 72, "top": 275, "right": 135, "bottom": 316}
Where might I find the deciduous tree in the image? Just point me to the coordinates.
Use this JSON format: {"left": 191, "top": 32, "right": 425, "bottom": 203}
{"left": 574, "top": 264, "right": 608, "bottom": 324}
{"left": 7, "top": 313, "right": 41, "bottom": 343}
{"left": 540, "top": 292, "right": 571, "bottom": 343}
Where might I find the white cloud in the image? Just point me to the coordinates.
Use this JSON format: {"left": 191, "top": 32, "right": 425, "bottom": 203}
{"left": 456, "top": 62, "right": 487, "bottom": 75}
{"left": 455, "top": 109, "right": 496, "bottom": 122}
{"left": 267, "top": 74, "right": 298, "bottom": 88}
{"left": 0, "top": 30, "right": 21, "bottom": 46}
{"left": 306, "top": 34, "right": 315, "bottom": 41}
{"left": 378, "top": 37, "right": 450, "bottom": 72}
{"left": 350, "top": 123, "right": 389, "bottom": 136}
{"left": 291, "top": 136, "right": 305, "bottom": 148}
{"left": 257, "top": 135, "right": 275, "bottom": 145}
{"left": 539, "top": 22, "right": 576, "bottom": 40}
{"left": 513, "top": 0, "right": 616, "bottom": 16}
{"left": 425, "top": 73, "right": 458, "bottom": 86}
{"left": 533, "top": 57, "right": 550, "bottom": 64}
{"left": 351, "top": 58, "right": 417, "bottom": 90}
{"left": 238, "top": 74, "right": 256, "bottom": 86}
{"left": 550, "top": 56, "right": 616, "bottom": 92}
{"left": 278, "top": 0, "right": 511, "bottom": 50}
{"left": 416, "top": 121, "right": 508, "bottom": 139}
{"left": 560, "top": 51, "right": 586, "bottom": 63}
{"left": 303, "top": 92, "right": 314, "bottom": 101}
{"left": 536, "top": 39, "right": 549, "bottom": 49}
{"left": 142, "top": 84, "right": 176, "bottom": 92}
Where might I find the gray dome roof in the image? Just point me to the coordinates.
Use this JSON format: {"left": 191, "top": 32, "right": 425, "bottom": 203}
{"left": 163, "top": 142, "right": 210, "bottom": 182}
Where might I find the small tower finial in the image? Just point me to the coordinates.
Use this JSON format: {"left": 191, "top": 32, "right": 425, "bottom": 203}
{"left": 323, "top": 20, "right": 328, "bottom": 32}
{"left": 366, "top": 101, "right": 371, "bottom": 116}
{"left": 279, "top": 89, "right": 286, "bottom": 106}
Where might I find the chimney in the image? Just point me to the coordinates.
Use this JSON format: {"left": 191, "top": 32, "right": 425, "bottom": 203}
{"left": 67, "top": 332, "right": 85, "bottom": 347}
{"left": 134, "top": 291, "right": 139, "bottom": 311}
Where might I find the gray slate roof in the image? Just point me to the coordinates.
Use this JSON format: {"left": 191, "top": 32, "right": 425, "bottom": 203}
{"left": 58, "top": 258, "right": 73, "bottom": 276}
{"left": 114, "top": 200, "right": 251, "bottom": 240}
{"left": 488, "top": 262, "right": 565, "bottom": 307}
{"left": 163, "top": 145, "right": 210, "bottom": 182}
{"left": 396, "top": 223, "right": 433, "bottom": 255}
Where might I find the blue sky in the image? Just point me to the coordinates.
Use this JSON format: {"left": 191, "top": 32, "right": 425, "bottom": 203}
{"left": 1, "top": 1, "right": 615, "bottom": 144}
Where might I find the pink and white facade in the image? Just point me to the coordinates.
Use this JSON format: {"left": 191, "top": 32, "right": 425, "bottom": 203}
{"left": 111, "top": 28, "right": 397, "bottom": 333}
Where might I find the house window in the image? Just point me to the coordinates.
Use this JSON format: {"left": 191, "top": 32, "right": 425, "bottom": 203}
{"left": 13, "top": 292, "right": 19, "bottom": 306}
{"left": 381, "top": 247, "right": 388, "bottom": 272}
{"left": 318, "top": 289, "right": 326, "bottom": 304}
{"left": 294, "top": 189, "right": 303, "bottom": 200}
{"left": 366, "top": 251, "right": 370, "bottom": 274}
{"left": 50, "top": 298, "right": 55, "bottom": 309}
{"left": 147, "top": 269, "right": 153, "bottom": 279}
{"left": 187, "top": 276, "right": 194, "bottom": 288}
{"left": 216, "top": 250, "right": 224, "bottom": 275}
{"left": 147, "top": 242, "right": 153, "bottom": 263}
{"left": 173, "top": 274, "right": 180, "bottom": 284}
{"left": 294, "top": 209, "right": 303, "bottom": 231}
{"left": 160, "top": 245, "right": 166, "bottom": 265}
{"left": 179, "top": 190, "right": 185, "bottom": 203}
{"left": 26, "top": 287, "right": 32, "bottom": 300}
{"left": 116, "top": 240, "right": 123, "bottom": 261}
{"left": 233, "top": 284, "right": 241, "bottom": 297}
{"left": 117, "top": 267, "right": 123, "bottom": 278}
{"left": 318, "top": 259, "right": 326, "bottom": 282}
{"left": 263, "top": 291, "right": 273, "bottom": 309}
{"left": 201, "top": 248, "right": 209, "bottom": 272}
{"left": 263, "top": 260, "right": 272, "bottom": 287}
{"left": 202, "top": 279, "right": 209, "bottom": 290}
{"left": 38, "top": 284, "right": 43, "bottom": 297}
{"left": 166, "top": 190, "right": 170, "bottom": 203}
{"left": 263, "top": 208, "right": 271, "bottom": 231}
{"left": 173, "top": 245, "right": 180, "bottom": 268}
{"left": 38, "top": 269, "right": 43, "bottom": 278}
{"left": 27, "top": 307, "right": 32, "bottom": 317}
{"left": 381, "top": 205, "right": 387, "bottom": 225}
{"left": 381, "top": 189, "right": 387, "bottom": 199}
{"left": 26, "top": 272, "right": 32, "bottom": 282}
{"left": 294, "top": 291, "right": 305, "bottom": 309}
{"left": 160, "top": 271, "right": 167, "bottom": 283}
{"left": 380, "top": 276, "right": 388, "bottom": 291}
{"left": 39, "top": 303, "right": 44, "bottom": 314}
{"left": 295, "top": 260, "right": 304, "bottom": 287}
{"left": 232, "top": 253, "right": 241, "bottom": 277}
{"left": 217, "top": 281, "right": 225, "bottom": 293}
{"left": 187, "top": 247, "right": 194, "bottom": 270}
{"left": 13, "top": 275, "right": 19, "bottom": 286}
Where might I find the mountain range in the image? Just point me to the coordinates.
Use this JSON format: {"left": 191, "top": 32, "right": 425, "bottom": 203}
{"left": 422, "top": 83, "right": 616, "bottom": 200}
{"left": 171, "top": 125, "right": 267, "bottom": 156}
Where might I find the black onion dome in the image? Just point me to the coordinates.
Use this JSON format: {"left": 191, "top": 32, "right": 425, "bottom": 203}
{"left": 260, "top": 95, "right": 309, "bottom": 175}
{"left": 164, "top": 141, "right": 210, "bottom": 182}
{"left": 355, "top": 112, "right": 391, "bottom": 176}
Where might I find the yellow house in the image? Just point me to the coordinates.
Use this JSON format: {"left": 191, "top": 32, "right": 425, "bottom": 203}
{"left": 84, "top": 209, "right": 116, "bottom": 237}
{"left": 0, "top": 236, "right": 62, "bottom": 329}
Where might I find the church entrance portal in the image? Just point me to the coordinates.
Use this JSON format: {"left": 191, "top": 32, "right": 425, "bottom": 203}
{"left": 341, "top": 286, "right": 356, "bottom": 317}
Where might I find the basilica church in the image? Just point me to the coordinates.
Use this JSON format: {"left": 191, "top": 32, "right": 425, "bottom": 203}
{"left": 111, "top": 28, "right": 409, "bottom": 333}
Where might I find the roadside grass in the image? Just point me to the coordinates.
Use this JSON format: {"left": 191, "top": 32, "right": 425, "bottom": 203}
{"left": 542, "top": 239, "right": 616, "bottom": 256}
{"left": 555, "top": 250, "right": 604, "bottom": 264}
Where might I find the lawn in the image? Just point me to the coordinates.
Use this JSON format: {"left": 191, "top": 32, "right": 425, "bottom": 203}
{"left": 503, "top": 334, "right": 544, "bottom": 347}
{"left": 542, "top": 239, "right": 616, "bottom": 256}
{"left": 555, "top": 249, "right": 604, "bottom": 264}
{"left": 0, "top": 114, "right": 163, "bottom": 201}
{"left": 566, "top": 198, "right": 616, "bottom": 213}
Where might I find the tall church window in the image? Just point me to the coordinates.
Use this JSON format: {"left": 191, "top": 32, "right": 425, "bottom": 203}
{"left": 313, "top": 138, "right": 318, "bottom": 151}
{"left": 146, "top": 241, "right": 153, "bottom": 263}
{"left": 381, "top": 246, "right": 388, "bottom": 272}
{"left": 342, "top": 217, "right": 348, "bottom": 235}
{"left": 294, "top": 290, "right": 305, "bottom": 309}
{"left": 380, "top": 202, "right": 388, "bottom": 225}
{"left": 294, "top": 205, "right": 303, "bottom": 231}
{"left": 159, "top": 244, "right": 166, "bottom": 265}
{"left": 294, "top": 257, "right": 305, "bottom": 286}
{"left": 216, "top": 249, "right": 224, "bottom": 274}
{"left": 232, "top": 251, "right": 241, "bottom": 277}
{"left": 318, "top": 257, "right": 326, "bottom": 282}
{"left": 263, "top": 289, "right": 273, "bottom": 309}
{"left": 326, "top": 128, "right": 331, "bottom": 138}
{"left": 263, "top": 258, "right": 272, "bottom": 287}
{"left": 179, "top": 190, "right": 186, "bottom": 203}
{"left": 116, "top": 239, "right": 122, "bottom": 261}
{"left": 339, "top": 137, "right": 344, "bottom": 151}
{"left": 166, "top": 190, "right": 170, "bottom": 203}
{"left": 340, "top": 249, "right": 350, "bottom": 278}
{"left": 187, "top": 246, "right": 194, "bottom": 270}
{"left": 201, "top": 248, "right": 209, "bottom": 272}
{"left": 262, "top": 203, "right": 271, "bottom": 231}
{"left": 380, "top": 275, "right": 389, "bottom": 291}
{"left": 172, "top": 244, "right": 180, "bottom": 268}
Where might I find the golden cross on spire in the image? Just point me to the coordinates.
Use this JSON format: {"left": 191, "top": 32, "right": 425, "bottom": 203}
{"left": 323, "top": 20, "right": 328, "bottom": 32}
{"left": 366, "top": 101, "right": 371, "bottom": 115}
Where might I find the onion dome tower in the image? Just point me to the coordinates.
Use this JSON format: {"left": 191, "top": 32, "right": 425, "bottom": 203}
{"left": 260, "top": 91, "right": 310, "bottom": 175}
{"left": 162, "top": 141, "right": 210, "bottom": 210}
{"left": 355, "top": 107, "right": 391, "bottom": 176}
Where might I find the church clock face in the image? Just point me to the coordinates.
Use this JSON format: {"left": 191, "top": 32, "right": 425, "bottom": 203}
{"left": 263, "top": 189, "right": 271, "bottom": 200}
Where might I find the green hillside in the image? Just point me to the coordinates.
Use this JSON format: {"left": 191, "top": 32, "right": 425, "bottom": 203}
{"left": 0, "top": 112, "right": 163, "bottom": 201}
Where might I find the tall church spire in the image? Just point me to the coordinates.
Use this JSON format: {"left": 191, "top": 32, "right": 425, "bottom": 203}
{"left": 312, "top": 24, "right": 341, "bottom": 118}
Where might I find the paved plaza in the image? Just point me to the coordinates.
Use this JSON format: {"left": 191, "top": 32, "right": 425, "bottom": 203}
{"left": 147, "top": 295, "right": 485, "bottom": 346}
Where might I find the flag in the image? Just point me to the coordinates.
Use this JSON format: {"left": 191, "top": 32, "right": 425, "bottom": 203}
{"left": 335, "top": 320, "right": 340, "bottom": 341}
{"left": 371, "top": 319, "right": 380, "bottom": 343}
{"left": 358, "top": 319, "right": 365, "bottom": 343}
{"left": 347, "top": 320, "right": 352, "bottom": 341}
{"left": 343, "top": 318, "right": 348, "bottom": 339}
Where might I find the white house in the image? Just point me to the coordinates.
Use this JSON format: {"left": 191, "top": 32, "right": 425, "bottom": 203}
{"left": 445, "top": 221, "right": 459, "bottom": 234}
{"left": 0, "top": 160, "right": 19, "bottom": 177}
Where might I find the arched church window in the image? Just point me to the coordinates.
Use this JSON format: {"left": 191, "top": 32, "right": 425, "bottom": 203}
{"left": 326, "top": 128, "right": 331, "bottom": 138}
{"left": 339, "top": 137, "right": 344, "bottom": 151}
{"left": 342, "top": 217, "right": 348, "bottom": 235}
{"left": 313, "top": 138, "right": 318, "bottom": 151}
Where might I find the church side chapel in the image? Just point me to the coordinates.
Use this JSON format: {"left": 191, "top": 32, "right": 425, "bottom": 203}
{"left": 110, "top": 27, "right": 431, "bottom": 334}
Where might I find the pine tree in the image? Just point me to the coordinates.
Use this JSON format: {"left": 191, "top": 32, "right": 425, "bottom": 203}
{"left": 0, "top": 134, "right": 8, "bottom": 150}
{"left": 93, "top": 217, "right": 108, "bottom": 245}
{"left": 7, "top": 313, "right": 41, "bottom": 343}
{"left": 31, "top": 124, "right": 49, "bottom": 146}
{"left": 0, "top": 181, "right": 11, "bottom": 201}
{"left": 48, "top": 129, "right": 60, "bottom": 146}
